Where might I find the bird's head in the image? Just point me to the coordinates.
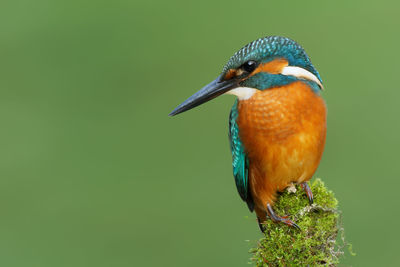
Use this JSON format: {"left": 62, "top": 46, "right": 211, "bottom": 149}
{"left": 169, "top": 36, "right": 323, "bottom": 116}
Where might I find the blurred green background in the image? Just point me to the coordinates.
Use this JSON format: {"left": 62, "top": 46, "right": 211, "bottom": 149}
{"left": 0, "top": 0, "right": 398, "bottom": 266}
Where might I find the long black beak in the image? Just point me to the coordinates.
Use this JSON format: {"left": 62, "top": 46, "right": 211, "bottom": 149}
{"left": 169, "top": 74, "right": 238, "bottom": 116}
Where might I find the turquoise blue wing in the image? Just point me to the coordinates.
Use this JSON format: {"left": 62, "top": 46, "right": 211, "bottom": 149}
{"left": 229, "top": 100, "right": 254, "bottom": 212}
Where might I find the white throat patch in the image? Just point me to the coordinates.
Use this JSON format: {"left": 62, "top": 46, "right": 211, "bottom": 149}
{"left": 225, "top": 87, "right": 257, "bottom": 100}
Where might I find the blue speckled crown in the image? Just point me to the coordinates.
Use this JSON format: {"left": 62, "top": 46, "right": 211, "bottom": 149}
{"left": 222, "top": 36, "right": 322, "bottom": 83}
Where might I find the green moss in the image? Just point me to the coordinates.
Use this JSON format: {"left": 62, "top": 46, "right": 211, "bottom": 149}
{"left": 250, "top": 179, "right": 346, "bottom": 266}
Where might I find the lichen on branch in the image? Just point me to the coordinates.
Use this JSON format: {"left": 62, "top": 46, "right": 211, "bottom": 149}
{"left": 250, "top": 179, "right": 346, "bottom": 266}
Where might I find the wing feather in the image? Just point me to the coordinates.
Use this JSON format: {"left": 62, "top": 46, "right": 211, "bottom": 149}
{"left": 228, "top": 100, "right": 254, "bottom": 211}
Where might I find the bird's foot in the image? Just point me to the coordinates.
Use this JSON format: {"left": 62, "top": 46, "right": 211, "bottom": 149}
{"left": 300, "top": 182, "right": 313, "bottom": 205}
{"left": 266, "top": 203, "right": 300, "bottom": 230}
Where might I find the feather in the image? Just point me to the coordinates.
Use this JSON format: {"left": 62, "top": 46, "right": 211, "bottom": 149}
{"left": 229, "top": 100, "right": 254, "bottom": 211}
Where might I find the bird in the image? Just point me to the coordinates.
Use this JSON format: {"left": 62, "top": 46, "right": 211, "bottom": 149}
{"left": 169, "top": 36, "right": 326, "bottom": 232}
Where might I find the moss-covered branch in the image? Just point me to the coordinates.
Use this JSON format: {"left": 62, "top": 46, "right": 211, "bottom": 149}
{"left": 250, "top": 179, "right": 348, "bottom": 266}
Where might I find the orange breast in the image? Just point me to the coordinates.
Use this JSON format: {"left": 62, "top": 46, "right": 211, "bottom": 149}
{"left": 237, "top": 81, "right": 326, "bottom": 211}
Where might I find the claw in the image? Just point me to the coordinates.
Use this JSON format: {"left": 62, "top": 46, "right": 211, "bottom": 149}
{"left": 300, "top": 182, "right": 313, "bottom": 205}
{"left": 266, "top": 203, "right": 300, "bottom": 230}
{"left": 257, "top": 217, "right": 266, "bottom": 233}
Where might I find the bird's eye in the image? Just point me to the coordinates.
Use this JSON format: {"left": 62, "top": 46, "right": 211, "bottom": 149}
{"left": 241, "top": 60, "right": 258, "bottom": 73}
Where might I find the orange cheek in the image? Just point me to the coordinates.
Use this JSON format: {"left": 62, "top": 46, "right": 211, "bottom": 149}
{"left": 224, "top": 58, "right": 288, "bottom": 80}
{"left": 251, "top": 58, "right": 289, "bottom": 76}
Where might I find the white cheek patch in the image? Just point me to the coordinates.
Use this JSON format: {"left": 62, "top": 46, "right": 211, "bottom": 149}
{"left": 225, "top": 87, "right": 258, "bottom": 100}
{"left": 281, "top": 66, "right": 324, "bottom": 90}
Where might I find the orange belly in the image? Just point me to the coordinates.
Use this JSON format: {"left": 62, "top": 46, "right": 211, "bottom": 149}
{"left": 236, "top": 81, "right": 326, "bottom": 217}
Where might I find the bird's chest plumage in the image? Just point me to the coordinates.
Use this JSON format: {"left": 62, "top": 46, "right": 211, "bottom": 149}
{"left": 236, "top": 81, "right": 326, "bottom": 206}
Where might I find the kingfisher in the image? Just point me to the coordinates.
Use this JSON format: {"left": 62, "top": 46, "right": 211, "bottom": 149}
{"left": 169, "top": 36, "right": 326, "bottom": 232}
